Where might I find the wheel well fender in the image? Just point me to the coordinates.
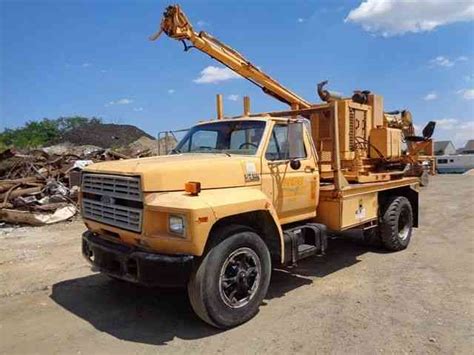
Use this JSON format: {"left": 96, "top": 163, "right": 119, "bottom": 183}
{"left": 207, "top": 210, "right": 284, "bottom": 264}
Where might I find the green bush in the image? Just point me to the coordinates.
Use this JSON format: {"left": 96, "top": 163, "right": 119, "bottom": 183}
{"left": 0, "top": 116, "right": 102, "bottom": 149}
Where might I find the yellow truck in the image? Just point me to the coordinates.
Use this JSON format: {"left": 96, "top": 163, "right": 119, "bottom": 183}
{"left": 81, "top": 5, "right": 433, "bottom": 328}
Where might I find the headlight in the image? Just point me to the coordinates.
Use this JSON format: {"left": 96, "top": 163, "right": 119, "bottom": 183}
{"left": 169, "top": 215, "right": 185, "bottom": 236}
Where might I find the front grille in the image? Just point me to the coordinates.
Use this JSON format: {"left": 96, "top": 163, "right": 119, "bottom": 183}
{"left": 82, "top": 173, "right": 143, "bottom": 232}
{"left": 82, "top": 174, "right": 141, "bottom": 201}
{"left": 82, "top": 199, "right": 142, "bottom": 232}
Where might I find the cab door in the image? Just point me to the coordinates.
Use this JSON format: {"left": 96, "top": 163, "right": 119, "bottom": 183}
{"left": 261, "top": 121, "right": 319, "bottom": 224}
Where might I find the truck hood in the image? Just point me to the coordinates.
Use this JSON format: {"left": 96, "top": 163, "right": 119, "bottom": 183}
{"left": 83, "top": 153, "right": 261, "bottom": 192}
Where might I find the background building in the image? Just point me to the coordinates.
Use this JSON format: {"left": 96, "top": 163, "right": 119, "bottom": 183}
{"left": 434, "top": 141, "right": 456, "bottom": 156}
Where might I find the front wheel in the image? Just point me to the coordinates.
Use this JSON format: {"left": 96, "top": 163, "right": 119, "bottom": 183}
{"left": 187, "top": 225, "right": 271, "bottom": 329}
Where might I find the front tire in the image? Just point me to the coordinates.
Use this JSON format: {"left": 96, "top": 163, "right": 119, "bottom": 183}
{"left": 380, "top": 196, "right": 413, "bottom": 251}
{"left": 187, "top": 225, "right": 271, "bottom": 329}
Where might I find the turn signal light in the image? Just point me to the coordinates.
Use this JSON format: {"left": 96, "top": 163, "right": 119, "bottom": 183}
{"left": 185, "top": 181, "right": 201, "bottom": 195}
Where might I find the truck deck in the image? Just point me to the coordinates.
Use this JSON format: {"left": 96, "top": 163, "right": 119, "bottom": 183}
{"left": 317, "top": 177, "right": 419, "bottom": 231}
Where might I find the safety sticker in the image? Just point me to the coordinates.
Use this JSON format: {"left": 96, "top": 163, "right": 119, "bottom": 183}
{"left": 244, "top": 161, "right": 259, "bottom": 182}
{"left": 355, "top": 200, "right": 366, "bottom": 219}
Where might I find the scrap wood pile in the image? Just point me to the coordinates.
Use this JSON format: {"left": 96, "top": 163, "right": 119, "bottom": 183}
{"left": 0, "top": 144, "right": 156, "bottom": 227}
{"left": 0, "top": 124, "right": 178, "bottom": 227}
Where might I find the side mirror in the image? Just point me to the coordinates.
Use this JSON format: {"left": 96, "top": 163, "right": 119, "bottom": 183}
{"left": 288, "top": 121, "right": 305, "bottom": 160}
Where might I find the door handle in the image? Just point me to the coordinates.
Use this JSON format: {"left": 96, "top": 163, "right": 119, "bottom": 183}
{"left": 304, "top": 166, "right": 315, "bottom": 173}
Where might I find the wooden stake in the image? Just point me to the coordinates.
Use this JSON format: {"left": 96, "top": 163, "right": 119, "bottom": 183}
{"left": 216, "top": 94, "right": 223, "bottom": 120}
{"left": 243, "top": 96, "right": 250, "bottom": 116}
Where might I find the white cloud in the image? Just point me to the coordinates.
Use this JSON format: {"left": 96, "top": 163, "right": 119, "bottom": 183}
{"left": 463, "top": 89, "right": 474, "bottom": 100}
{"left": 66, "top": 62, "right": 93, "bottom": 69}
{"left": 345, "top": 0, "right": 474, "bottom": 37}
{"left": 196, "top": 20, "right": 208, "bottom": 27}
{"left": 457, "top": 88, "right": 474, "bottom": 100}
{"left": 107, "top": 98, "right": 133, "bottom": 105}
{"left": 423, "top": 92, "right": 438, "bottom": 101}
{"left": 133, "top": 107, "right": 144, "bottom": 112}
{"left": 193, "top": 66, "right": 241, "bottom": 84}
{"left": 429, "top": 55, "right": 468, "bottom": 68}
{"left": 297, "top": 18, "right": 305, "bottom": 23}
{"left": 430, "top": 56, "right": 454, "bottom": 68}
{"left": 425, "top": 119, "right": 474, "bottom": 147}
{"left": 115, "top": 98, "right": 133, "bottom": 105}
{"left": 167, "top": 89, "right": 175, "bottom": 94}
{"left": 435, "top": 118, "right": 459, "bottom": 130}
{"left": 227, "top": 94, "right": 240, "bottom": 101}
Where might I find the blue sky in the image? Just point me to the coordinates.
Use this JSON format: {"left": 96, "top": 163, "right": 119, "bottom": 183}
{"left": 1, "top": 0, "right": 473, "bottom": 146}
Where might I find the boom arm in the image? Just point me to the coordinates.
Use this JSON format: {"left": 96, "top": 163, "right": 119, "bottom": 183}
{"left": 150, "top": 5, "right": 311, "bottom": 110}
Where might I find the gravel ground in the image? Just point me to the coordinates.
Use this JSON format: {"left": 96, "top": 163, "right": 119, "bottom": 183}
{"left": 1, "top": 175, "right": 473, "bottom": 354}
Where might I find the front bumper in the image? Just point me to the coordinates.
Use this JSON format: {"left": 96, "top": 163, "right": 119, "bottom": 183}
{"left": 82, "top": 231, "right": 194, "bottom": 287}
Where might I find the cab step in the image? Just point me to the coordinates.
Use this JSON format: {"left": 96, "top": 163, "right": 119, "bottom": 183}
{"left": 298, "top": 243, "right": 318, "bottom": 260}
{"left": 283, "top": 223, "right": 328, "bottom": 266}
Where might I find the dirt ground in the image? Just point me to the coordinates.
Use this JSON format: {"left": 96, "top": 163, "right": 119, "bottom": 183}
{"left": 1, "top": 175, "right": 473, "bottom": 354}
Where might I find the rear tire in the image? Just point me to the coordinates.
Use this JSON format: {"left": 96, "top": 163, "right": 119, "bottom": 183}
{"left": 380, "top": 196, "right": 413, "bottom": 251}
{"left": 187, "top": 225, "right": 271, "bottom": 329}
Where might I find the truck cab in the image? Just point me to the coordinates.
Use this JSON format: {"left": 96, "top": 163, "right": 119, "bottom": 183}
{"left": 82, "top": 117, "right": 313, "bottom": 262}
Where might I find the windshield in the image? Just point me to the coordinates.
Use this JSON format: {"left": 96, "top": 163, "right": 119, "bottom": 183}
{"left": 173, "top": 121, "right": 266, "bottom": 155}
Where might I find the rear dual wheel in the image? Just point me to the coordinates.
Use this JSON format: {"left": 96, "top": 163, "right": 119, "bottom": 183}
{"left": 362, "top": 196, "right": 414, "bottom": 251}
{"left": 380, "top": 196, "right": 413, "bottom": 251}
{"left": 187, "top": 225, "right": 271, "bottom": 329}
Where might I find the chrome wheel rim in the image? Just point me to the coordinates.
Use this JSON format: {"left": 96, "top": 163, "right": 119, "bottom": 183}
{"left": 219, "top": 247, "right": 261, "bottom": 309}
{"left": 398, "top": 207, "right": 411, "bottom": 241}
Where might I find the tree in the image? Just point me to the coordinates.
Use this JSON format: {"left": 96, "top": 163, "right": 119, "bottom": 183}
{"left": 0, "top": 116, "right": 103, "bottom": 149}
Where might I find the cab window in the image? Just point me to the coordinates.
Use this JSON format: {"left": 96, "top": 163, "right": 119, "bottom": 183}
{"left": 229, "top": 127, "right": 261, "bottom": 151}
{"left": 190, "top": 130, "right": 218, "bottom": 151}
{"left": 174, "top": 121, "right": 265, "bottom": 155}
{"left": 265, "top": 124, "right": 307, "bottom": 161}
